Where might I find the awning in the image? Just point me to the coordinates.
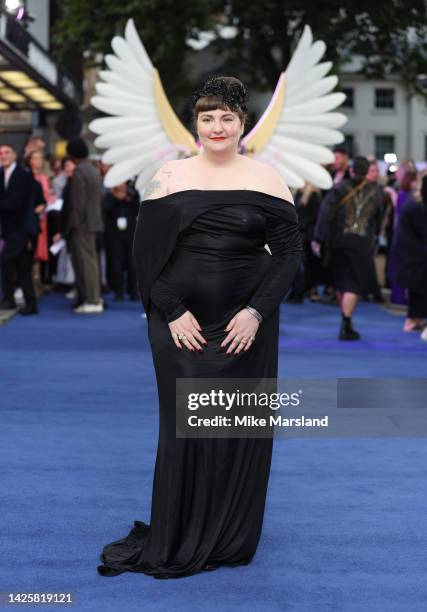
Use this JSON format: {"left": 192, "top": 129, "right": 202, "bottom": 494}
{"left": 0, "top": 10, "right": 81, "bottom": 112}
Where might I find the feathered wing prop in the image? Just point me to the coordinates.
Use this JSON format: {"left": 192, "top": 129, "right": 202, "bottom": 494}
{"left": 89, "top": 19, "right": 197, "bottom": 196}
{"left": 90, "top": 21, "right": 347, "bottom": 193}
{"left": 241, "top": 25, "right": 348, "bottom": 189}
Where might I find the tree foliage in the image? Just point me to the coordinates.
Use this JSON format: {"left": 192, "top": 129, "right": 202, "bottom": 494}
{"left": 221, "top": 0, "right": 427, "bottom": 95}
{"left": 52, "top": 0, "right": 427, "bottom": 105}
{"left": 51, "top": 0, "right": 217, "bottom": 99}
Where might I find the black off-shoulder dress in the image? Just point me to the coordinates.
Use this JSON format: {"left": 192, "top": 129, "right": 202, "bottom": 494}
{"left": 97, "top": 189, "right": 302, "bottom": 579}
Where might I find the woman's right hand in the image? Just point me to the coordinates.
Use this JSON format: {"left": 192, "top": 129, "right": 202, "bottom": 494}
{"left": 168, "top": 311, "right": 207, "bottom": 352}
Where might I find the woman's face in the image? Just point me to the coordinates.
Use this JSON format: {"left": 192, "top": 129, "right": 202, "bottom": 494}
{"left": 112, "top": 183, "right": 127, "bottom": 199}
{"left": 51, "top": 159, "right": 61, "bottom": 175}
{"left": 64, "top": 160, "right": 75, "bottom": 177}
{"left": 196, "top": 108, "right": 244, "bottom": 153}
{"left": 30, "top": 151, "right": 43, "bottom": 172}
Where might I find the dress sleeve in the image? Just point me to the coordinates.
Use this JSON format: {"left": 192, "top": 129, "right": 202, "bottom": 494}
{"left": 246, "top": 206, "right": 303, "bottom": 320}
{"left": 149, "top": 271, "right": 188, "bottom": 323}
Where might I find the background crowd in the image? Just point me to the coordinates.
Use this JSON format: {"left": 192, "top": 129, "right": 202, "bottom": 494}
{"left": 0, "top": 135, "right": 139, "bottom": 316}
{"left": 0, "top": 136, "right": 426, "bottom": 341}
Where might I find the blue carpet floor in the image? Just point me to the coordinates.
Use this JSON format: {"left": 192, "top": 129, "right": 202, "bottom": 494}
{"left": 1, "top": 294, "right": 426, "bottom": 612}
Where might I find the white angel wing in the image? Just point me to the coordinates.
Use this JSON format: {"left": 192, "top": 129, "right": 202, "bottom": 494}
{"left": 241, "top": 25, "right": 348, "bottom": 190}
{"left": 89, "top": 19, "right": 197, "bottom": 195}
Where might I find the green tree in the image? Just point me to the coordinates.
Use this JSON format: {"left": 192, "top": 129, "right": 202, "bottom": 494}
{"left": 51, "top": 0, "right": 218, "bottom": 99}
{"left": 52, "top": 0, "right": 427, "bottom": 107}
{"left": 220, "top": 0, "right": 427, "bottom": 95}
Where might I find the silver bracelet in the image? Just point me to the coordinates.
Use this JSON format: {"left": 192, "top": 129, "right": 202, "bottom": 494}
{"left": 245, "top": 305, "right": 263, "bottom": 323}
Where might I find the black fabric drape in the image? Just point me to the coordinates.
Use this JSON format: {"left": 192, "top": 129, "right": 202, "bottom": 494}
{"left": 98, "top": 190, "right": 302, "bottom": 579}
{"left": 133, "top": 189, "right": 302, "bottom": 322}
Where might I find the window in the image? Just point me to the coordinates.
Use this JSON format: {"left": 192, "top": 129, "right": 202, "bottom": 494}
{"left": 375, "top": 88, "right": 395, "bottom": 109}
{"left": 343, "top": 134, "right": 355, "bottom": 158}
{"left": 375, "top": 135, "right": 395, "bottom": 160}
{"left": 341, "top": 88, "right": 354, "bottom": 109}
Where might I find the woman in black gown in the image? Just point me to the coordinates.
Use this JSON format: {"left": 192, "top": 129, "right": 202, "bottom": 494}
{"left": 97, "top": 76, "right": 302, "bottom": 579}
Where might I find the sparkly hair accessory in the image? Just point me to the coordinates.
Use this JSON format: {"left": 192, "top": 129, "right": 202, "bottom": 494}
{"left": 191, "top": 76, "right": 248, "bottom": 113}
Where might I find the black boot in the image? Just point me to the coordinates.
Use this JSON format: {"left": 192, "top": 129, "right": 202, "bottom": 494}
{"left": 19, "top": 303, "right": 39, "bottom": 316}
{"left": 339, "top": 315, "right": 360, "bottom": 341}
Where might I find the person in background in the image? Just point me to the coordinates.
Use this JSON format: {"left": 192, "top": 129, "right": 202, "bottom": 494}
{"left": 98, "top": 161, "right": 111, "bottom": 196}
{"left": 94, "top": 160, "right": 111, "bottom": 294}
{"left": 292, "top": 182, "right": 322, "bottom": 302}
{"left": 62, "top": 158, "right": 75, "bottom": 187}
{"left": 102, "top": 182, "right": 138, "bottom": 302}
{"left": 331, "top": 146, "right": 351, "bottom": 184}
{"left": 60, "top": 138, "right": 104, "bottom": 314}
{"left": 367, "top": 160, "right": 397, "bottom": 236}
{"left": 26, "top": 150, "right": 54, "bottom": 289}
{"left": 312, "top": 156, "right": 383, "bottom": 340}
{"left": 389, "top": 169, "right": 418, "bottom": 305}
{"left": 24, "top": 135, "right": 46, "bottom": 158}
{"left": 52, "top": 158, "right": 77, "bottom": 294}
{"left": 0, "top": 143, "right": 39, "bottom": 315}
{"left": 364, "top": 159, "right": 395, "bottom": 303}
{"left": 318, "top": 148, "right": 350, "bottom": 303}
{"left": 50, "top": 157, "right": 68, "bottom": 198}
{"left": 49, "top": 157, "right": 78, "bottom": 282}
{"left": 388, "top": 174, "right": 427, "bottom": 333}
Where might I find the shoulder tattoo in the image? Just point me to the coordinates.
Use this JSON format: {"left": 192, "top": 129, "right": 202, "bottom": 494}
{"left": 161, "top": 165, "right": 172, "bottom": 179}
{"left": 143, "top": 179, "right": 162, "bottom": 200}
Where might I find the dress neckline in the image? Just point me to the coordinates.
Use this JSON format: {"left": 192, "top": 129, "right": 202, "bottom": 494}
{"left": 143, "top": 188, "right": 294, "bottom": 206}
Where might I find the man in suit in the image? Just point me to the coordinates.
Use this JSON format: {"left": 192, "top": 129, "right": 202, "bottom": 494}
{"left": 63, "top": 138, "right": 104, "bottom": 313}
{"left": 0, "top": 143, "right": 39, "bottom": 315}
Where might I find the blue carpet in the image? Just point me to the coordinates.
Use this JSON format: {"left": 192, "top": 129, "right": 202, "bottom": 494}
{"left": 1, "top": 294, "right": 426, "bottom": 612}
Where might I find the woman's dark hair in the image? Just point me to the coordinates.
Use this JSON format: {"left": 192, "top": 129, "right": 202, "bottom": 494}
{"left": 400, "top": 170, "right": 417, "bottom": 192}
{"left": 191, "top": 76, "right": 248, "bottom": 130}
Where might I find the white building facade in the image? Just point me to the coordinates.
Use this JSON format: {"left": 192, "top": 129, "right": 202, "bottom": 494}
{"left": 338, "top": 73, "right": 427, "bottom": 163}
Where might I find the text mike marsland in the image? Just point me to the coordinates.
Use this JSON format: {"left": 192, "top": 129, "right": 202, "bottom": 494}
{"left": 187, "top": 415, "right": 329, "bottom": 428}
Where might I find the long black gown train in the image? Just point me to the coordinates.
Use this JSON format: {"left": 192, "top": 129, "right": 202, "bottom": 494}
{"left": 97, "top": 189, "right": 302, "bottom": 579}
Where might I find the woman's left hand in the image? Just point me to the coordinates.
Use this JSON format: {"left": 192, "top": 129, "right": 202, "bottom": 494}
{"left": 220, "top": 309, "right": 260, "bottom": 355}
